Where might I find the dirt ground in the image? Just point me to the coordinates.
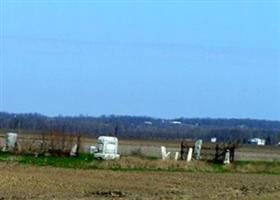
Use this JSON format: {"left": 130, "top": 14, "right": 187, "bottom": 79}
{"left": 0, "top": 163, "right": 279, "bottom": 200}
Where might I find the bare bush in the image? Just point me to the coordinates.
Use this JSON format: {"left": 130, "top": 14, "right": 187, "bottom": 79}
{"left": 16, "top": 133, "right": 82, "bottom": 156}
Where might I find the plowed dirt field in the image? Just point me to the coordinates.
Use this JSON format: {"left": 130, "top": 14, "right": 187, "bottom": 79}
{"left": 0, "top": 163, "right": 279, "bottom": 200}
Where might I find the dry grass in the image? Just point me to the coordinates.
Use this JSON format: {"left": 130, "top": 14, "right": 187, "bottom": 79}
{"left": 98, "top": 156, "right": 214, "bottom": 172}
{"left": 1, "top": 132, "right": 280, "bottom": 161}
{"left": 0, "top": 162, "right": 279, "bottom": 200}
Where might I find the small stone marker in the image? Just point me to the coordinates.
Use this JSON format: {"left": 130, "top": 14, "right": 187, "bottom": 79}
{"left": 174, "top": 152, "right": 179, "bottom": 161}
{"left": 161, "top": 146, "right": 170, "bottom": 160}
{"left": 223, "top": 149, "right": 230, "bottom": 164}
{"left": 70, "top": 144, "right": 78, "bottom": 156}
{"left": 89, "top": 146, "right": 97, "bottom": 154}
{"left": 187, "top": 148, "right": 193, "bottom": 162}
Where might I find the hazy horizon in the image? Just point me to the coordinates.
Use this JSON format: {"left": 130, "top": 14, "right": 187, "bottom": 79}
{"left": 1, "top": 110, "right": 280, "bottom": 122}
{"left": 1, "top": 1, "right": 280, "bottom": 120}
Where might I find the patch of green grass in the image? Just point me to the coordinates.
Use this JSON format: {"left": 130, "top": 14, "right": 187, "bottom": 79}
{"left": 207, "top": 162, "right": 224, "bottom": 173}
{"left": 0, "top": 152, "right": 279, "bottom": 174}
{"left": 144, "top": 156, "right": 159, "bottom": 160}
{"left": 0, "top": 152, "right": 11, "bottom": 160}
{"left": 17, "top": 153, "right": 101, "bottom": 169}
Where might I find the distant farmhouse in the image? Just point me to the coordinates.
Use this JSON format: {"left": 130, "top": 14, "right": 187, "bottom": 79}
{"left": 248, "top": 138, "right": 266, "bottom": 146}
{"left": 211, "top": 137, "right": 217, "bottom": 143}
{"left": 171, "top": 121, "right": 182, "bottom": 125}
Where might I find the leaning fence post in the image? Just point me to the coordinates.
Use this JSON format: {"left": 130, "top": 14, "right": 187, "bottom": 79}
{"left": 76, "top": 134, "right": 81, "bottom": 156}
{"left": 230, "top": 145, "right": 235, "bottom": 162}
{"left": 215, "top": 144, "right": 219, "bottom": 162}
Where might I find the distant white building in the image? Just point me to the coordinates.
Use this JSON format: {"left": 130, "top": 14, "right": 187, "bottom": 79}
{"left": 171, "top": 121, "right": 182, "bottom": 125}
{"left": 211, "top": 137, "right": 217, "bottom": 143}
{"left": 248, "top": 138, "right": 266, "bottom": 146}
{"left": 144, "top": 121, "right": 153, "bottom": 125}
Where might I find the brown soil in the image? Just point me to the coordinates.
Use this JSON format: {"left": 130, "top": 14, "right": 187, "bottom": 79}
{"left": 0, "top": 163, "right": 279, "bottom": 200}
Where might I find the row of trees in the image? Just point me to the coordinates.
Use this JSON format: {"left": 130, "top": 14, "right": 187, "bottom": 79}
{"left": 0, "top": 112, "right": 280, "bottom": 144}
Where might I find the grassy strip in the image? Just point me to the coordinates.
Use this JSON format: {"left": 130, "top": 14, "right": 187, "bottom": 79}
{"left": 0, "top": 152, "right": 279, "bottom": 174}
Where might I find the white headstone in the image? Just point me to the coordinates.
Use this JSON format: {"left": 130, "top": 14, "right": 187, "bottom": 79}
{"left": 70, "top": 144, "right": 78, "bottom": 156}
{"left": 174, "top": 152, "right": 179, "bottom": 161}
{"left": 161, "top": 146, "right": 170, "bottom": 160}
{"left": 194, "top": 139, "right": 203, "bottom": 160}
{"left": 187, "top": 148, "right": 193, "bottom": 162}
{"left": 223, "top": 149, "right": 230, "bottom": 164}
{"left": 6, "top": 133, "right": 18, "bottom": 152}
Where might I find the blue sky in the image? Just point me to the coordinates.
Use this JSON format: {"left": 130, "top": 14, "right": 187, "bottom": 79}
{"left": 1, "top": 1, "right": 280, "bottom": 120}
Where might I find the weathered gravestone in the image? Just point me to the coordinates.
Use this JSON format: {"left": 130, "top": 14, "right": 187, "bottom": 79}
{"left": 187, "top": 148, "right": 193, "bottom": 162}
{"left": 3, "top": 133, "right": 18, "bottom": 152}
{"left": 223, "top": 149, "right": 230, "bottom": 164}
{"left": 174, "top": 152, "right": 179, "bottom": 161}
{"left": 161, "top": 146, "right": 170, "bottom": 160}
{"left": 194, "top": 139, "right": 203, "bottom": 160}
{"left": 70, "top": 144, "right": 78, "bottom": 156}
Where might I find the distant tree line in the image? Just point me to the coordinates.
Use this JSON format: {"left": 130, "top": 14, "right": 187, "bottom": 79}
{"left": 0, "top": 112, "right": 280, "bottom": 144}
